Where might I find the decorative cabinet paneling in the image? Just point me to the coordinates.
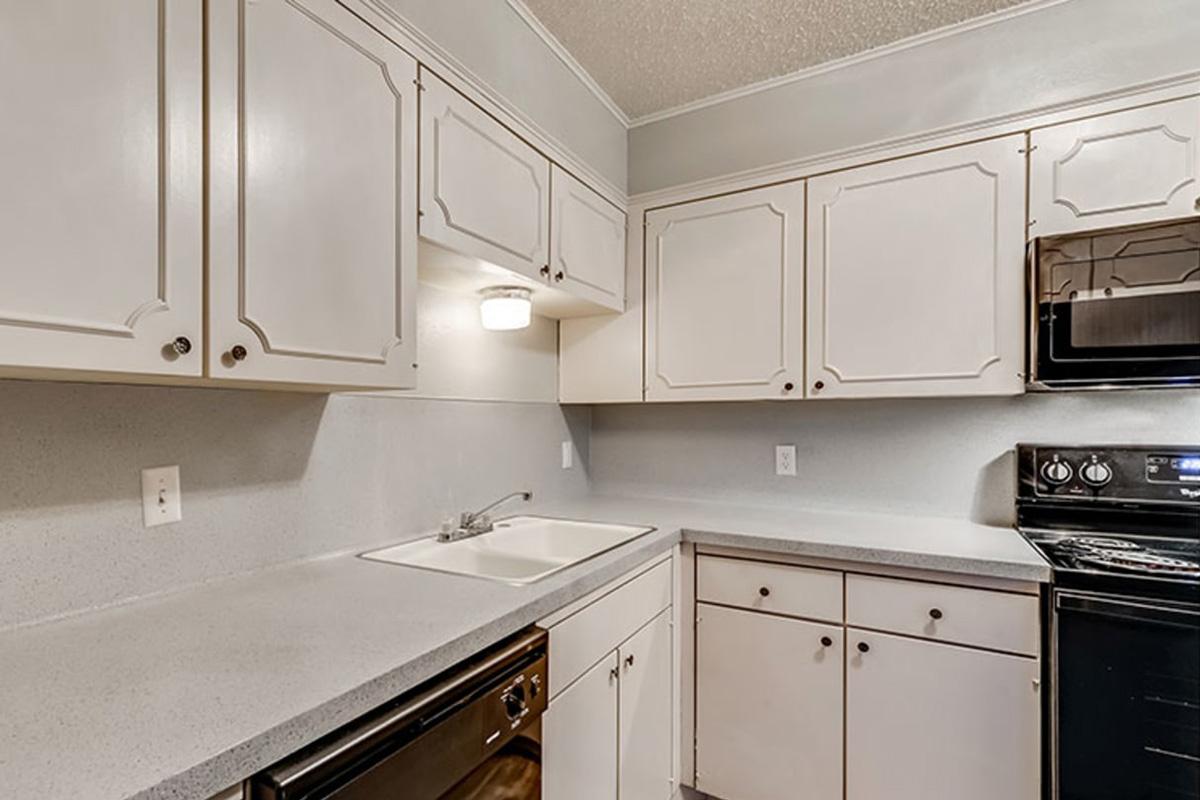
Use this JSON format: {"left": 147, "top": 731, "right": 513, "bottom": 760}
{"left": 695, "top": 603, "right": 843, "bottom": 800}
{"left": 1030, "top": 96, "right": 1200, "bottom": 237}
{"left": 207, "top": 0, "right": 417, "bottom": 389}
{"left": 550, "top": 165, "right": 626, "bottom": 312}
{"left": 542, "top": 651, "right": 619, "bottom": 800}
{"left": 806, "top": 136, "right": 1026, "bottom": 398}
{"left": 618, "top": 610, "right": 674, "bottom": 800}
{"left": 419, "top": 68, "right": 551, "bottom": 283}
{"left": 0, "top": 0, "right": 203, "bottom": 378}
{"left": 645, "top": 183, "right": 806, "bottom": 401}
{"left": 846, "top": 630, "right": 1040, "bottom": 800}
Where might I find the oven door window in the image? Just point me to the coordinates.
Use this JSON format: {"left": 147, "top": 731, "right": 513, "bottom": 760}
{"left": 1056, "top": 593, "right": 1200, "bottom": 800}
{"left": 1036, "top": 218, "right": 1200, "bottom": 385}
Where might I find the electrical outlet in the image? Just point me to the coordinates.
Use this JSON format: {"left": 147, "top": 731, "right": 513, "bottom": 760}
{"left": 775, "top": 445, "right": 797, "bottom": 477}
{"left": 561, "top": 441, "right": 574, "bottom": 469}
{"left": 141, "top": 465, "right": 182, "bottom": 527}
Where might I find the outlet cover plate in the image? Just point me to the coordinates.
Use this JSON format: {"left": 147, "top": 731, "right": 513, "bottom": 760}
{"left": 775, "top": 445, "right": 797, "bottom": 477}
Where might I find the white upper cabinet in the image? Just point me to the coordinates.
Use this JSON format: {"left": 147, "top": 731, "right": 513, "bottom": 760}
{"left": 645, "top": 183, "right": 806, "bottom": 401}
{"left": 207, "top": 0, "right": 418, "bottom": 389}
{"left": 1030, "top": 96, "right": 1200, "bottom": 237}
{"left": 550, "top": 165, "right": 626, "bottom": 312}
{"left": 0, "top": 0, "right": 202, "bottom": 378}
{"left": 419, "top": 68, "right": 551, "bottom": 283}
{"left": 806, "top": 135, "right": 1026, "bottom": 399}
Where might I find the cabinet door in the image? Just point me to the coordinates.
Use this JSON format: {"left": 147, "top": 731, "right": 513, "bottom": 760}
{"left": 645, "top": 183, "right": 805, "bottom": 401}
{"left": 695, "top": 603, "right": 843, "bottom": 800}
{"left": 0, "top": 1, "right": 202, "bottom": 378}
{"left": 619, "top": 610, "right": 673, "bottom": 800}
{"left": 542, "top": 651, "right": 619, "bottom": 800}
{"left": 420, "top": 68, "right": 551, "bottom": 283}
{"left": 1030, "top": 97, "right": 1200, "bottom": 236}
{"left": 550, "top": 165, "right": 626, "bottom": 312}
{"left": 207, "top": 0, "right": 417, "bottom": 388}
{"left": 807, "top": 136, "right": 1025, "bottom": 399}
{"left": 846, "top": 630, "right": 1040, "bottom": 800}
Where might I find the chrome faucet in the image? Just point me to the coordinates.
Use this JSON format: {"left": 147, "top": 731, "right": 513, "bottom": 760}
{"left": 439, "top": 490, "right": 533, "bottom": 542}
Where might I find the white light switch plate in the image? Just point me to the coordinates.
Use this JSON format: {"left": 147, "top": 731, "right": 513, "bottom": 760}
{"left": 141, "top": 465, "right": 182, "bottom": 527}
{"left": 775, "top": 445, "right": 797, "bottom": 477}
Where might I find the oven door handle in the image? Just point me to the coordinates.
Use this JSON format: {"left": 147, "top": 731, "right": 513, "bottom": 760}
{"left": 1056, "top": 591, "right": 1200, "bottom": 627}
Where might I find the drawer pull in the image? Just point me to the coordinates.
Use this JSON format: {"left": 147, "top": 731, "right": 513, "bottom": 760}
{"left": 820, "top": 636, "right": 833, "bottom": 648}
{"left": 856, "top": 641, "right": 870, "bottom": 654}
{"left": 929, "top": 607, "right": 944, "bottom": 620}
{"left": 758, "top": 586, "right": 770, "bottom": 597}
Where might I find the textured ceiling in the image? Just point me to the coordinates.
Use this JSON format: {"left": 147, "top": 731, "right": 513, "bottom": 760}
{"left": 521, "top": 0, "right": 1036, "bottom": 119}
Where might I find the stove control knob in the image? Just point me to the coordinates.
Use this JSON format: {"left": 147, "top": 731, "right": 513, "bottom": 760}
{"left": 501, "top": 685, "right": 526, "bottom": 720}
{"left": 1081, "top": 461, "right": 1113, "bottom": 487}
{"left": 1040, "top": 460, "right": 1073, "bottom": 485}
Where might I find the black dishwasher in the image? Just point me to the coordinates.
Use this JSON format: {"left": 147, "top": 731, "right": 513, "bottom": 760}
{"left": 250, "top": 627, "right": 547, "bottom": 800}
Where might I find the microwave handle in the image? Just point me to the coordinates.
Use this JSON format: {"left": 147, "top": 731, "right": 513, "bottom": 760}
{"left": 1056, "top": 591, "right": 1200, "bottom": 627}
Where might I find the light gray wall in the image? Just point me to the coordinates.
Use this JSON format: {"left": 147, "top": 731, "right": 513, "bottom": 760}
{"left": 385, "top": 0, "right": 627, "bottom": 191}
{"left": 589, "top": 390, "right": 1200, "bottom": 524}
{"left": 0, "top": 381, "right": 588, "bottom": 629}
{"left": 628, "top": 0, "right": 1200, "bottom": 194}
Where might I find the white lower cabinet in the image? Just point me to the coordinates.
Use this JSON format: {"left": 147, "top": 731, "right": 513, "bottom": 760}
{"left": 695, "top": 603, "right": 843, "bottom": 800}
{"left": 619, "top": 610, "right": 675, "bottom": 800}
{"left": 845, "top": 630, "right": 1041, "bottom": 800}
{"left": 543, "top": 651, "right": 620, "bottom": 800}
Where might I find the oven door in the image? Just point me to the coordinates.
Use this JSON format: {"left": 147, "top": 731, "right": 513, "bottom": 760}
{"left": 1031, "top": 217, "right": 1200, "bottom": 389}
{"left": 1053, "top": 591, "right": 1200, "bottom": 800}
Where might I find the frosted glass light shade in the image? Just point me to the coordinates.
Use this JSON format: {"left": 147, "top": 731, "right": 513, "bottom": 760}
{"left": 479, "top": 286, "right": 532, "bottom": 330}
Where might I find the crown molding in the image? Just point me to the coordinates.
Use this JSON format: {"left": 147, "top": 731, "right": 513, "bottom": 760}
{"left": 629, "top": 0, "right": 1073, "bottom": 128}
{"left": 505, "top": 0, "right": 631, "bottom": 127}
{"left": 348, "top": 0, "right": 627, "bottom": 205}
{"left": 629, "top": 70, "right": 1200, "bottom": 208}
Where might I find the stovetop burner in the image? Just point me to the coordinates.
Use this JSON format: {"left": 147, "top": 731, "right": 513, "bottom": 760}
{"left": 1070, "top": 546, "right": 1200, "bottom": 578}
{"left": 1064, "top": 536, "right": 1142, "bottom": 552}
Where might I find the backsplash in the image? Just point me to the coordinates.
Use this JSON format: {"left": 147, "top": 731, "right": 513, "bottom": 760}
{"left": 0, "top": 380, "right": 588, "bottom": 629}
{"left": 589, "top": 390, "right": 1200, "bottom": 524}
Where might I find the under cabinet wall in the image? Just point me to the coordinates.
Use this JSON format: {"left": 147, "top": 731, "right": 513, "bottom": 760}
{"left": 0, "top": 0, "right": 203, "bottom": 380}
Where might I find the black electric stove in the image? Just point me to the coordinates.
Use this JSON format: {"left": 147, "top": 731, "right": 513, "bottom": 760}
{"left": 1016, "top": 444, "right": 1200, "bottom": 800}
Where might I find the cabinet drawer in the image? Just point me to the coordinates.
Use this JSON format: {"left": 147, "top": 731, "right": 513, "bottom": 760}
{"left": 846, "top": 574, "right": 1038, "bottom": 656}
{"left": 548, "top": 559, "right": 671, "bottom": 698}
{"left": 697, "top": 556, "right": 843, "bottom": 623}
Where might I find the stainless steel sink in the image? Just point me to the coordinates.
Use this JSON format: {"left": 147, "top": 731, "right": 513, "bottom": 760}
{"left": 360, "top": 515, "right": 655, "bottom": 585}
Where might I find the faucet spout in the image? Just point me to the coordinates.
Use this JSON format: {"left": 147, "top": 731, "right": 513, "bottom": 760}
{"left": 439, "top": 490, "right": 533, "bottom": 542}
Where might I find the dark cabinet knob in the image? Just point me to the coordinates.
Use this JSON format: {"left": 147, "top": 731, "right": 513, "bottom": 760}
{"left": 783, "top": 382, "right": 795, "bottom": 392}
{"left": 625, "top": 654, "right": 635, "bottom": 668}
{"left": 170, "top": 336, "right": 192, "bottom": 355}
{"left": 820, "top": 636, "right": 833, "bottom": 648}
{"left": 813, "top": 380, "right": 825, "bottom": 391}
{"left": 230, "top": 345, "right": 248, "bottom": 362}
{"left": 758, "top": 586, "right": 770, "bottom": 597}
{"left": 554, "top": 270, "right": 564, "bottom": 282}
{"left": 929, "top": 608, "right": 943, "bottom": 620}
{"left": 539, "top": 264, "right": 550, "bottom": 277}
{"left": 857, "top": 641, "right": 870, "bottom": 654}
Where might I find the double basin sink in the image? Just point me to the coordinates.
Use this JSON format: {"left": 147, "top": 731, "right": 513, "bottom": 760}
{"left": 361, "top": 516, "right": 655, "bottom": 585}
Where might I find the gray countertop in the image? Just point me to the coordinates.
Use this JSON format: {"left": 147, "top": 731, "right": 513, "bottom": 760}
{"left": 0, "top": 495, "right": 1047, "bottom": 800}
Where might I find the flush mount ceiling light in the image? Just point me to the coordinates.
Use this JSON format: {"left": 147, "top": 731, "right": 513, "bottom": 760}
{"left": 479, "top": 286, "right": 532, "bottom": 331}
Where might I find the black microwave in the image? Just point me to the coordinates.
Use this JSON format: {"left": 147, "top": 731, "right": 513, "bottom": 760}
{"left": 1029, "top": 216, "right": 1200, "bottom": 390}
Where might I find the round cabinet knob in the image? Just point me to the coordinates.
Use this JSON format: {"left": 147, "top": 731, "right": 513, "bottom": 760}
{"left": 1040, "top": 460, "right": 1073, "bottom": 486}
{"left": 554, "top": 270, "right": 564, "bottom": 282}
{"left": 539, "top": 264, "right": 550, "bottom": 277}
{"left": 783, "top": 382, "right": 795, "bottom": 392}
{"left": 501, "top": 686, "right": 526, "bottom": 720}
{"left": 170, "top": 336, "right": 192, "bottom": 356}
{"left": 625, "top": 654, "right": 635, "bottom": 668}
{"left": 820, "top": 636, "right": 833, "bottom": 648}
{"left": 857, "top": 642, "right": 870, "bottom": 654}
{"left": 929, "top": 608, "right": 943, "bottom": 620}
{"left": 758, "top": 586, "right": 771, "bottom": 597}
{"left": 229, "top": 344, "right": 248, "bottom": 362}
{"left": 813, "top": 380, "right": 825, "bottom": 391}
{"left": 1194, "top": 195, "right": 1200, "bottom": 212}
{"left": 1081, "top": 461, "right": 1113, "bottom": 487}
